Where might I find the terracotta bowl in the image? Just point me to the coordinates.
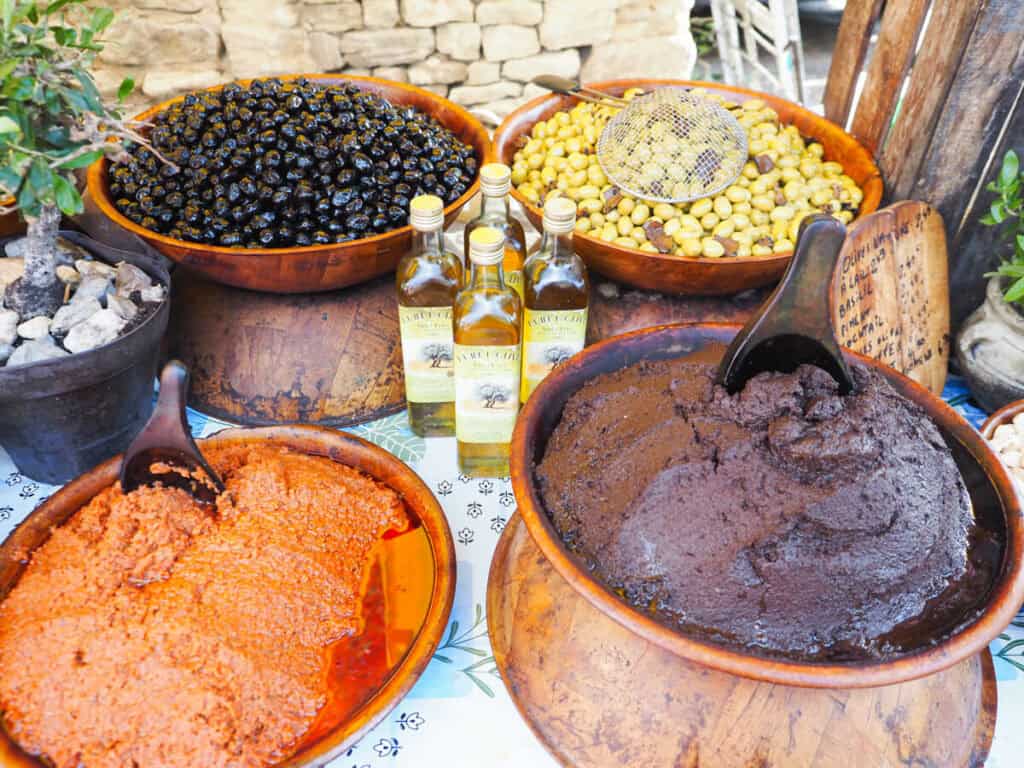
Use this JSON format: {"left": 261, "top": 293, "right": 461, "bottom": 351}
{"left": 0, "top": 425, "right": 455, "bottom": 768}
{"left": 86, "top": 75, "right": 492, "bottom": 294}
{"left": 509, "top": 323, "right": 1024, "bottom": 689}
{"left": 981, "top": 398, "right": 1024, "bottom": 440}
{"left": 493, "top": 80, "right": 883, "bottom": 295}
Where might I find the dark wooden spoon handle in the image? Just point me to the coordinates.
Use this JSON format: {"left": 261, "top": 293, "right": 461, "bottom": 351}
{"left": 717, "top": 214, "right": 856, "bottom": 394}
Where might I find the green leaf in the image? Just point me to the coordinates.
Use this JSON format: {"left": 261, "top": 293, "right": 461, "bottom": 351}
{"left": 0, "top": 59, "right": 17, "bottom": 80}
{"left": 1016, "top": 233, "right": 1024, "bottom": 254}
{"left": 981, "top": 213, "right": 997, "bottom": 226}
{"left": 45, "top": 0, "right": 75, "bottom": 15}
{"left": 56, "top": 149, "right": 101, "bottom": 169}
{"left": 53, "top": 173, "right": 81, "bottom": 214}
{"left": 0, "top": 115, "right": 20, "bottom": 135}
{"left": 1005, "top": 275, "right": 1024, "bottom": 304}
{"left": 89, "top": 7, "right": 112, "bottom": 34}
{"left": 991, "top": 200, "right": 1007, "bottom": 224}
{"left": 1001, "top": 150, "right": 1020, "bottom": 188}
{"left": 117, "top": 76, "right": 133, "bottom": 102}
{"left": 51, "top": 25, "right": 73, "bottom": 46}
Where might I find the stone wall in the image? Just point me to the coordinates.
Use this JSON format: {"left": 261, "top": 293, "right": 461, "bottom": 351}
{"left": 95, "top": 0, "right": 696, "bottom": 119}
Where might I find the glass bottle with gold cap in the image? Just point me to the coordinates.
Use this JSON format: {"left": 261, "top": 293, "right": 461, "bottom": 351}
{"left": 395, "top": 194, "right": 463, "bottom": 437}
{"left": 521, "top": 197, "right": 590, "bottom": 402}
{"left": 453, "top": 226, "right": 522, "bottom": 476}
{"left": 462, "top": 162, "right": 527, "bottom": 300}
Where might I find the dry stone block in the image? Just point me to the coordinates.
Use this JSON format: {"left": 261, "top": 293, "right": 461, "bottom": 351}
{"left": 502, "top": 49, "right": 580, "bottom": 82}
{"left": 409, "top": 55, "right": 469, "bottom": 85}
{"left": 224, "top": 26, "right": 316, "bottom": 78}
{"left": 363, "top": 0, "right": 400, "bottom": 28}
{"left": 522, "top": 82, "right": 550, "bottom": 100}
{"left": 301, "top": 2, "right": 362, "bottom": 32}
{"left": 467, "top": 60, "right": 501, "bottom": 85}
{"left": 400, "top": 0, "right": 473, "bottom": 27}
{"left": 420, "top": 84, "right": 450, "bottom": 97}
{"left": 476, "top": 97, "right": 527, "bottom": 120}
{"left": 475, "top": 0, "right": 543, "bottom": 26}
{"left": 340, "top": 28, "right": 434, "bottom": 67}
{"left": 101, "top": 9, "right": 220, "bottom": 66}
{"left": 142, "top": 68, "right": 223, "bottom": 100}
{"left": 221, "top": 0, "right": 298, "bottom": 27}
{"left": 133, "top": 0, "right": 214, "bottom": 11}
{"left": 482, "top": 25, "right": 540, "bottom": 61}
{"left": 372, "top": 66, "right": 409, "bottom": 82}
{"left": 581, "top": 35, "right": 696, "bottom": 81}
{"left": 449, "top": 81, "right": 522, "bottom": 106}
{"left": 539, "top": 0, "right": 616, "bottom": 50}
{"left": 309, "top": 31, "right": 345, "bottom": 71}
{"left": 436, "top": 22, "right": 481, "bottom": 62}
{"left": 343, "top": 67, "right": 372, "bottom": 76}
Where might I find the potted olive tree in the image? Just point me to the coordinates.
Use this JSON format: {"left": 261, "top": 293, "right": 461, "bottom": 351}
{"left": 0, "top": 0, "right": 170, "bottom": 483}
{"left": 957, "top": 149, "right": 1024, "bottom": 411}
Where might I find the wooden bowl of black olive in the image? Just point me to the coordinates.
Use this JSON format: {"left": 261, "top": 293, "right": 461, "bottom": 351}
{"left": 87, "top": 75, "right": 491, "bottom": 294}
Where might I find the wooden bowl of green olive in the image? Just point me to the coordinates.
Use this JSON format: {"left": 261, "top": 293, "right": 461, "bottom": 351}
{"left": 493, "top": 79, "right": 883, "bottom": 296}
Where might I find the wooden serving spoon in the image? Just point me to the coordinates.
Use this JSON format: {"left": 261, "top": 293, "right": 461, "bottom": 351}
{"left": 717, "top": 213, "right": 856, "bottom": 395}
{"left": 119, "top": 360, "right": 225, "bottom": 504}
{"left": 530, "top": 74, "right": 629, "bottom": 107}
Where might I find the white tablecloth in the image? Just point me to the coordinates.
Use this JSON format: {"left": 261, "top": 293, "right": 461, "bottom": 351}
{"left": 1, "top": 377, "right": 1021, "bottom": 767}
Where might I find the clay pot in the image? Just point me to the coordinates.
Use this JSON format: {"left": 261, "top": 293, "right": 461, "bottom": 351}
{"left": 0, "top": 232, "right": 169, "bottom": 484}
{"left": 0, "top": 425, "right": 455, "bottom": 768}
{"left": 87, "top": 75, "right": 492, "bottom": 294}
{"left": 494, "top": 80, "right": 883, "bottom": 296}
{"left": 957, "top": 275, "right": 1024, "bottom": 411}
{"left": 497, "top": 323, "right": 1023, "bottom": 766}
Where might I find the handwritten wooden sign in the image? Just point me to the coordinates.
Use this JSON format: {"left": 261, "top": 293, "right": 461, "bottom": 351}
{"left": 832, "top": 201, "right": 950, "bottom": 395}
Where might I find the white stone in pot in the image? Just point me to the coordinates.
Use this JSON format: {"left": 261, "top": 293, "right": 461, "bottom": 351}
{"left": 0, "top": 344, "right": 11, "bottom": 365}
{"left": 75, "top": 258, "right": 117, "bottom": 279}
{"left": 63, "top": 309, "right": 128, "bottom": 354}
{"left": 72, "top": 275, "right": 113, "bottom": 305}
{"left": 16, "top": 315, "right": 51, "bottom": 340}
{"left": 436, "top": 22, "right": 481, "bottom": 62}
{"left": 0, "top": 308, "right": 17, "bottom": 347}
{"left": 50, "top": 298, "right": 103, "bottom": 338}
{"left": 107, "top": 295, "right": 139, "bottom": 322}
{"left": 140, "top": 284, "right": 166, "bottom": 304}
{"left": 482, "top": 25, "right": 539, "bottom": 61}
{"left": 115, "top": 262, "right": 154, "bottom": 298}
{"left": 6, "top": 336, "right": 68, "bottom": 366}
{"left": 56, "top": 265, "right": 81, "bottom": 285}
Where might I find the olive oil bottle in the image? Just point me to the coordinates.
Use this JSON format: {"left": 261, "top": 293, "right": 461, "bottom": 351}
{"left": 521, "top": 197, "right": 589, "bottom": 402}
{"left": 396, "top": 195, "right": 463, "bottom": 437}
{"left": 462, "top": 162, "right": 526, "bottom": 300}
{"left": 454, "top": 226, "right": 523, "bottom": 476}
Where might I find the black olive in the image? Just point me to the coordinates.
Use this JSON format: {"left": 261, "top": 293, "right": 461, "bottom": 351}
{"left": 220, "top": 231, "right": 242, "bottom": 246}
{"left": 346, "top": 213, "right": 370, "bottom": 232}
{"left": 295, "top": 231, "right": 312, "bottom": 246}
{"left": 258, "top": 228, "right": 275, "bottom": 246}
{"left": 331, "top": 187, "right": 354, "bottom": 207}
{"left": 312, "top": 230, "right": 330, "bottom": 244}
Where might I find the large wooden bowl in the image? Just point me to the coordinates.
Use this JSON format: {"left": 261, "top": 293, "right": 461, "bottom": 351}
{"left": 86, "top": 76, "right": 492, "bottom": 294}
{"left": 0, "top": 425, "right": 455, "bottom": 768}
{"left": 494, "top": 80, "right": 883, "bottom": 295}
{"left": 508, "top": 324, "right": 1024, "bottom": 689}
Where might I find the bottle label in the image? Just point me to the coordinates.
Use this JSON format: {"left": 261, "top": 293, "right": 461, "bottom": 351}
{"left": 506, "top": 269, "right": 524, "bottom": 300}
{"left": 521, "top": 308, "right": 588, "bottom": 401}
{"left": 398, "top": 306, "right": 455, "bottom": 404}
{"left": 454, "top": 344, "right": 521, "bottom": 444}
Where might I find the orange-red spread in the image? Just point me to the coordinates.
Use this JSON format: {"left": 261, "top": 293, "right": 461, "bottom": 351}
{"left": 0, "top": 442, "right": 407, "bottom": 768}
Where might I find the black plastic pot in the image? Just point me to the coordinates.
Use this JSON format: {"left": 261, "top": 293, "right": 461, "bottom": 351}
{"left": 0, "top": 231, "right": 170, "bottom": 484}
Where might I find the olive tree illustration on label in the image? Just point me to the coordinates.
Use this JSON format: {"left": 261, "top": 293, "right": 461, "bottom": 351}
{"left": 454, "top": 344, "right": 521, "bottom": 444}
{"left": 399, "top": 306, "right": 456, "bottom": 403}
{"left": 521, "top": 308, "right": 588, "bottom": 401}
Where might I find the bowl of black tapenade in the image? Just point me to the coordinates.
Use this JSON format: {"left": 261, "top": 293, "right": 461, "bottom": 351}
{"left": 87, "top": 75, "right": 491, "bottom": 294}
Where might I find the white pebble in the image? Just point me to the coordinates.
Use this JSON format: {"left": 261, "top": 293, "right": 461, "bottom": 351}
{"left": 1001, "top": 450, "right": 1022, "bottom": 469}
{"left": 991, "top": 424, "right": 1018, "bottom": 450}
{"left": 1014, "top": 412, "right": 1024, "bottom": 432}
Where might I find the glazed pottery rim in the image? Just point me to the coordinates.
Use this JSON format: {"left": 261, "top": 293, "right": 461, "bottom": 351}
{"left": 493, "top": 78, "right": 884, "bottom": 271}
{"left": 85, "top": 74, "right": 490, "bottom": 261}
{"left": 0, "top": 232, "right": 169, "bottom": 384}
{"left": 510, "top": 322, "right": 1024, "bottom": 689}
{"left": 0, "top": 425, "right": 456, "bottom": 768}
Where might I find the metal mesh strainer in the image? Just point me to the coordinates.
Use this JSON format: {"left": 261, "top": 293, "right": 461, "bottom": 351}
{"left": 597, "top": 89, "right": 748, "bottom": 204}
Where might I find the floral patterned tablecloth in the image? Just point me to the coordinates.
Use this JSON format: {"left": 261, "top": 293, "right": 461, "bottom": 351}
{"left": 1, "top": 375, "right": 1021, "bottom": 768}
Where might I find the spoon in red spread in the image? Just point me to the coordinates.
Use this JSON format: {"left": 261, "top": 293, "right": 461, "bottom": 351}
{"left": 120, "top": 360, "right": 225, "bottom": 504}
{"left": 717, "top": 213, "right": 856, "bottom": 395}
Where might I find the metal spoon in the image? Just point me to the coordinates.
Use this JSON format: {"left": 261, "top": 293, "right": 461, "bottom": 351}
{"left": 717, "top": 213, "right": 856, "bottom": 395}
{"left": 120, "top": 360, "right": 225, "bottom": 504}
{"left": 531, "top": 74, "right": 629, "bottom": 108}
